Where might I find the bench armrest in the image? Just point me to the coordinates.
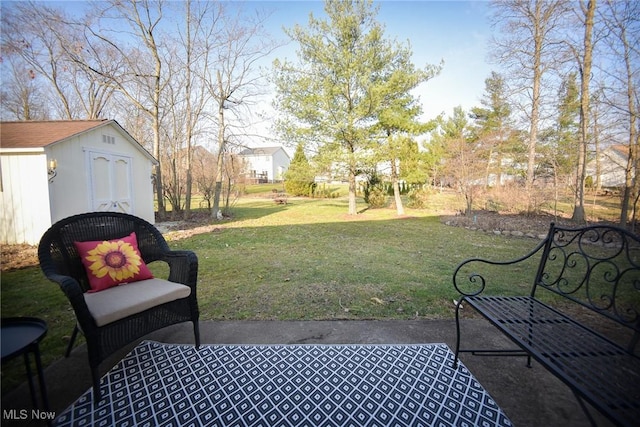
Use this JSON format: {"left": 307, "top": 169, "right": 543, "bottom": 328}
{"left": 453, "top": 239, "right": 547, "bottom": 297}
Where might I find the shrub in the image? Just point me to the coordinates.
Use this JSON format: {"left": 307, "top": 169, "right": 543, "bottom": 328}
{"left": 366, "top": 186, "right": 388, "bottom": 208}
{"left": 313, "top": 183, "right": 340, "bottom": 198}
{"left": 285, "top": 180, "right": 315, "bottom": 196}
{"left": 284, "top": 143, "right": 315, "bottom": 196}
{"left": 363, "top": 173, "right": 388, "bottom": 208}
{"left": 406, "top": 187, "right": 431, "bottom": 209}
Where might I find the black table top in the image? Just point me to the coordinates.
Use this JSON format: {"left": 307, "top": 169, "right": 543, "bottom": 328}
{"left": 1, "top": 317, "right": 48, "bottom": 361}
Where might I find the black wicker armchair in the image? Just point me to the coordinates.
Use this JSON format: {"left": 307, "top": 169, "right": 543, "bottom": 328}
{"left": 38, "top": 212, "right": 200, "bottom": 400}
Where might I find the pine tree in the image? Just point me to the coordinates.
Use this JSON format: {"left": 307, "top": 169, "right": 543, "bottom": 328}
{"left": 273, "top": 0, "right": 437, "bottom": 215}
{"left": 470, "top": 72, "right": 518, "bottom": 188}
{"left": 284, "top": 143, "right": 315, "bottom": 196}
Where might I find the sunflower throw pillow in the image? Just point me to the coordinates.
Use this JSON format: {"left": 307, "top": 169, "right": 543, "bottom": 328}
{"left": 74, "top": 232, "right": 154, "bottom": 292}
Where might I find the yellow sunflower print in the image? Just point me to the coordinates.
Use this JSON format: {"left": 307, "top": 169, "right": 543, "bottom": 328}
{"left": 86, "top": 239, "right": 142, "bottom": 281}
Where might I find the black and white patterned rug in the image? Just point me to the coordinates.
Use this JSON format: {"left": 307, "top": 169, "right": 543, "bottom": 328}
{"left": 54, "top": 341, "right": 512, "bottom": 426}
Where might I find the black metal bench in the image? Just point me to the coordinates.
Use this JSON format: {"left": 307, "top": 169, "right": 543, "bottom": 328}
{"left": 453, "top": 223, "right": 640, "bottom": 427}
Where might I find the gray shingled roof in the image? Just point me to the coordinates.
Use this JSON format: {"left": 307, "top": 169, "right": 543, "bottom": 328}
{"left": 238, "top": 147, "right": 284, "bottom": 156}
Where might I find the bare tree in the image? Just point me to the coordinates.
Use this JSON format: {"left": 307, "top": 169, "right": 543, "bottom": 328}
{"left": 161, "top": 66, "right": 188, "bottom": 216}
{"left": 155, "top": 0, "right": 220, "bottom": 217}
{"left": 61, "top": 0, "right": 173, "bottom": 216}
{"left": 567, "top": 0, "right": 597, "bottom": 224}
{"left": 490, "top": 0, "right": 573, "bottom": 212}
{"left": 191, "top": 146, "right": 217, "bottom": 210}
{"left": 0, "top": 56, "right": 47, "bottom": 120}
{"left": 599, "top": 0, "right": 639, "bottom": 228}
{"left": 1, "top": 1, "right": 115, "bottom": 119}
{"left": 175, "top": 0, "right": 221, "bottom": 219}
{"left": 221, "top": 153, "right": 246, "bottom": 215}
{"left": 432, "top": 107, "right": 485, "bottom": 216}
{"left": 198, "top": 4, "right": 279, "bottom": 220}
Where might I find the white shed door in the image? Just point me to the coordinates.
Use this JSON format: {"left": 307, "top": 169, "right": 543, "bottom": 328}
{"left": 88, "top": 151, "right": 133, "bottom": 213}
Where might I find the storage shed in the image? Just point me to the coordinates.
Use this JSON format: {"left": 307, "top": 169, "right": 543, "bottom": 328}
{"left": 1, "top": 120, "right": 158, "bottom": 245}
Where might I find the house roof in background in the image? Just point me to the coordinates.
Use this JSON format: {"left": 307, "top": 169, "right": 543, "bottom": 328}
{"left": 1, "top": 120, "right": 110, "bottom": 148}
{"left": 609, "top": 144, "right": 629, "bottom": 158}
{"left": 238, "top": 147, "right": 287, "bottom": 157}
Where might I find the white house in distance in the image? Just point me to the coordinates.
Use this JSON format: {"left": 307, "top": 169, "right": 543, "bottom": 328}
{"left": 238, "top": 146, "right": 290, "bottom": 184}
{"left": 0, "top": 120, "right": 158, "bottom": 245}
{"left": 586, "top": 144, "right": 630, "bottom": 188}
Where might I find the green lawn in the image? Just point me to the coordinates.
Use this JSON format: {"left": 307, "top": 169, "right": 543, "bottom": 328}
{"left": 0, "top": 192, "right": 591, "bottom": 393}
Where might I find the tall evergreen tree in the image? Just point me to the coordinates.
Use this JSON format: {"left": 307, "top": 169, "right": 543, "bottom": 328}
{"left": 375, "top": 49, "right": 440, "bottom": 215}
{"left": 538, "top": 72, "right": 580, "bottom": 217}
{"left": 555, "top": 72, "right": 581, "bottom": 177}
{"left": 470, "top": 71, "right": 518, "bottom": 187}
{"left": 273, "top": 0, "right": 432, "bottom": 215}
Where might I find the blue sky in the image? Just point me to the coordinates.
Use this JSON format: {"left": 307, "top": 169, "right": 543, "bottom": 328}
{"left": 32, "top": 0, "right": 495, "bottom": 145}
{"left": 260, "top": 0, "right": 494, "bottom": 121}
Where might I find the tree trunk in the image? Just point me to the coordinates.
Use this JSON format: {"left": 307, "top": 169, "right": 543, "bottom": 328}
{"left": 620, "top": 156, "right": 634, "bottom": 226}
{"left": 212, "top": 106, "right": 225, "bottom": 220}
{"left": 525, "top": 1, "right": 544, "bottom": 213}
{"left": 348, "top": 171, "right": 357, "bottom": 215}
{"left": 572, "top": 0, "right": 595, "bottom": 224}
{"left": 184, "top": 0, "right": 193, "bottom": 220}
{"left": 616, "top": 0, "right": 638, "bottom": 228}
{"left": 391, "top": 159, "right": 405, "bottom": 216}
{"left": 592, "top": 103, "right": 601, "bottom": 192}
{"left": 153, "top": 114, "right": 165, "bottom": 217}
{"left": 212, "top": 70, "right": 226, "bottom": 220}
{"left": 465, "top": 188, "right": 473, "bottom": 217}
{"left": 185, "top": 154, "right": 193, "bottom": 218}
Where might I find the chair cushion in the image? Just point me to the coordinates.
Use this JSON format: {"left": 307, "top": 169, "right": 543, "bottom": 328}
{"left": 74, "top": 232, "right": 154, "bottom": 292}
{"left": 84, "top": 278, "right": 191, "bottom": 327}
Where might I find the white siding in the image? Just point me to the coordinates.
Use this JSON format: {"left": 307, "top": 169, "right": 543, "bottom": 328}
{"left": 1, "top": 121, "right": 156, "bottom": 245}
{"left": 47, "top": 124, "right": 155, "bottom": 224}
{"left": 0, "top": 152, "right": 52, "bottom": 245}
{"left": 586, "top": 148, "right": 629, "bottom": 188}
{"left": 250, "top": 154, "right": 273, "bottom": 181}
{"left": 271, "top": 149, "right": 290, "bottom": 181}
{"left": 241, "top": 147, "right": 290, "bottom": 183}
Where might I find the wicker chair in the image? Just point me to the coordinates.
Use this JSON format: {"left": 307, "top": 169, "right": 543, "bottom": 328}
{"left": 38, "top": 212, "right": 200, "bottom": 400}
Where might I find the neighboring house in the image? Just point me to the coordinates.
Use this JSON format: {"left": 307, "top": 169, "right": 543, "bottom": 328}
{"left": 238, "top": 146, "right": 290, "bottom": 183}
{"left": 1, "top": 120, "right": 158, "bottom": 245}
{"left": 586, "top": 144, "right": 630, "bottom": 188}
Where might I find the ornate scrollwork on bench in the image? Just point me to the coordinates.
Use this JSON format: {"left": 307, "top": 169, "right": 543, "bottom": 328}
{"left": 452, "top": 222, "right": 640, "bottom": 427}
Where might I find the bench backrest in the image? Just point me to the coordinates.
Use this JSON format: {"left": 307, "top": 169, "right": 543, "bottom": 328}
{"left": 534, "top": 223, "right": 640, "bottom": 342}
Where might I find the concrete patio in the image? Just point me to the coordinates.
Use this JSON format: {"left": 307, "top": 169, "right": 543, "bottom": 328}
{"left": 2, "top": 319, "right": 613, "bottom": 426}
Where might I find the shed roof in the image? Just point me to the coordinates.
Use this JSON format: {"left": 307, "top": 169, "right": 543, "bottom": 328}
{"left": 0, "top": 119, "right": 157, "bottom": 164}
{"left": 1, "top": 120, "right": 111, "bottom": 148}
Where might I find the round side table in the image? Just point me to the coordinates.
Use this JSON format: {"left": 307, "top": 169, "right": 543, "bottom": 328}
{"left": 1, "top": 317, "right": 50, "bottom": 411}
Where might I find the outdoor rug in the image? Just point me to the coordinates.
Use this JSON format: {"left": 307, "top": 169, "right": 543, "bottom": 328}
{"left": 54, "top": 341, "right": 512, "bottom": 427}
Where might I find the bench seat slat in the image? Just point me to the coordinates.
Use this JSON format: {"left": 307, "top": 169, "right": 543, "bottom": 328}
{"left": 466, "top": 295, "right": 640, "bottom": 426}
